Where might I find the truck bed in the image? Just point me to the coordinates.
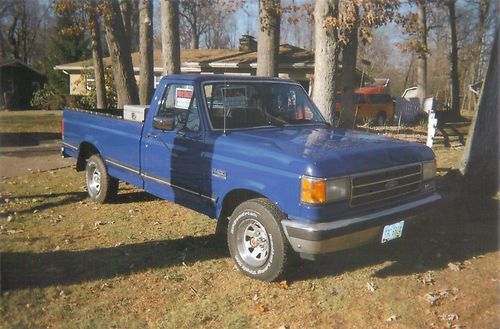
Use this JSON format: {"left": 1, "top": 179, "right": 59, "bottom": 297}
{"left": 62, "top": 107, "right": 144, "bottom": 187}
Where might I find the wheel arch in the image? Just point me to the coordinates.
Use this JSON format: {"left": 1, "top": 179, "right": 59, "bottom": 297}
{"left": 215, "top": 188, "right": 281, "bottom": 237}
{"left": 76, "top": 142, "right": 101, "bottom": 171}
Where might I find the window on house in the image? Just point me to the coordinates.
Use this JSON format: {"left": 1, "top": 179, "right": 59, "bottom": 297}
{"left": 32, "top": 81, "right": 40, "bottom": 92}
{"left": 5, "top": 79, "right": 14, "bottom": 94}
{"left": 86, "top": 77, "right": 95, "bottom": 91}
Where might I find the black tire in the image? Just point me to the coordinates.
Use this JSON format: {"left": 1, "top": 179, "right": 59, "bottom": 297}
{"left": 85, "top": 154, "right": 118, "bottom": 204}
{"left": 376, "top": 111, "right": 387, "bottom": 125}
{"left": 227, "top": 198, "right": 290, "bottom": 281}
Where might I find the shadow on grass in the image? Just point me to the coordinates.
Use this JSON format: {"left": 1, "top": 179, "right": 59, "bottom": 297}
{"left": 288, "top": 181, "right": 498, "bottom": 282}
{"left": 289, "top": 171, "right": 500, "bottom": 281}
{"left": 13, "top": 192, "right": 88, "bottom": 215}
{"left": 110, "top": 191, "right": 160, "bottom": 204}
{"left": 1, "top": 234, "right": 228, "bottom": 291}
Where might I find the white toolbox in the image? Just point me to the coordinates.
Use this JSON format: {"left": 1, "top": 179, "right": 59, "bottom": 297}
{"left": 123, "top": 105, "right": 148, "bottom": 122}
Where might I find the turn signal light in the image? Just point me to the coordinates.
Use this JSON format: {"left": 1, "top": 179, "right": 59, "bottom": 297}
{"left": 301, "top": 177, "right": 326, "bottom": 204}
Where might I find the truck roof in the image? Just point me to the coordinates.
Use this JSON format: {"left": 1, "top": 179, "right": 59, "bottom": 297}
{"left": 161, "top": 74, "right": 298, "bottom": 84}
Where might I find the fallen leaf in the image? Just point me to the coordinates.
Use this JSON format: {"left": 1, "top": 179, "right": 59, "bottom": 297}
{"left": 366, "top": 282, "right": 377, "bottom": 292}
{"left": 448, "top": 262, "right": 462, "bottom": 272}
{"left": 279, "top": 280, "right": 289, "bottom": 289}
{"left": 438, "top": 313, "right": 459, "bottom": 321}
{"left": 256, "top": 303, "right": 267, "bottom": 313}
{"left": 386, "top": 315, "right": 399, "bottom": 322}
{"left": 421, "top": 271, "right": 435, "bottom": 285}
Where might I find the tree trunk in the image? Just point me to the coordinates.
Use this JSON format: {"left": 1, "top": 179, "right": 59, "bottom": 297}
{"left": 139, "top": 0, "right": 154, "bottom": 105}
{"left": 101, "top": 0, "right": 139, "bottom": 108}
{"left": 87, "top": 0, "right": 107, "bottom": 109}
{"left": 161, "top": 0, "right": 181, "bottom": 75}
{"left": 119, "top": 0, "right": 132, "bottom": 51}
{"left": 473, "top": 0, "right": 489, "bottom": 81}
{"left": 312, "top": 0, "right": 339, "bottom": 124}
{"left": 256, "top": 0, "right": 281, "bottom": 77}
{"left": 190, "top": 28, "right": 199, "bottom": 49}
{"left": 416, "top": 0, "right": 427, "bottom": 102}
{"left": 339, "top": 8, "right": 359, "bottom": 128}
{"left": 8, "top": 15, "right": 20, "bottom": 59}
{"left": 447, "top": 0, "right": 460, "bottom": 118}
{"left": 190, "top": 7, "right": 199, "bottom": 50}
{"left": 460, "top": 28, "right": 499, "bottom": 197}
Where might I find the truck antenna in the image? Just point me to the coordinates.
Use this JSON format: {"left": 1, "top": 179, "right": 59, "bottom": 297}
{"left": 223, "top": 70, "right": 228, "bottom": 136}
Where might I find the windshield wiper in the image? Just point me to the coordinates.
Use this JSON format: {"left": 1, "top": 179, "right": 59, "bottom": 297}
{"left": 265, "top": 113, "right": 287, "bottom": 127}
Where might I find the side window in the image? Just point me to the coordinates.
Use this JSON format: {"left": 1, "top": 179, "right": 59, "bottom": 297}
{"left": 184, "top": 97, "right": 200, "bottom": 132}
{"left": 156, "top": 84, "right": 200, "bottom": 132}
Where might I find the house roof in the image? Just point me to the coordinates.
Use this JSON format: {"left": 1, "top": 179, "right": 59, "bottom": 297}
{"left": 54, "top": 44, "right": 315, "bottom": 72}
{"left": 1, "top": 59, "right": 45, "bottom": 77}
{"left": 157, "top": 74, "right": 297, "bottom": 84}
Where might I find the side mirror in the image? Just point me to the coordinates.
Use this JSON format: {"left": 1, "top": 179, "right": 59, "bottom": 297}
{"left": 153, "top": 115, "right": 175, "bottom": 131}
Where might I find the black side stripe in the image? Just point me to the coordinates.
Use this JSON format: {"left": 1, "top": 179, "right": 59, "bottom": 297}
{"left": 142, "top": 172, "right": 217, "bottom": 202}
{"left": 105, "top": 158, "right": 140, "bottom": 174}
{"left": 105, "top": 157, "right": 218, "bottom": 203}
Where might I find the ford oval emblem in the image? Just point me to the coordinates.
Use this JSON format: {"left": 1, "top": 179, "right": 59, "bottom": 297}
{"left": 385, "top": 180, "right": 399, "bottom": 189}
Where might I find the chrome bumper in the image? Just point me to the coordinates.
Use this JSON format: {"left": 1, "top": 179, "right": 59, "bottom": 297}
{"left": 281, "top": 193, "right": 441, "bottom": 256}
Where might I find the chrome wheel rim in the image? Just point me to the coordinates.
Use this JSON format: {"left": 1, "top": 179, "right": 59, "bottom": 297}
{"left": 87, "top": 164, "right": 101, "bottom": 195}
{"left": 236, "top": 218, "right": 270, "bottom": 267}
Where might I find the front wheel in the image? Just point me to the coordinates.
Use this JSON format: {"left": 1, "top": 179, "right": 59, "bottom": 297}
{"left": 85, "top": 154, "right": 118, "bottom": 204}
{"left": 227, "top": 198, "right": 290, "bottom": 281}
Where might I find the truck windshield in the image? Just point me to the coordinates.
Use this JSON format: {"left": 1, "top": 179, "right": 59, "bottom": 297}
{"left": 203, "top": 82, "right": 327, "bottom": 130}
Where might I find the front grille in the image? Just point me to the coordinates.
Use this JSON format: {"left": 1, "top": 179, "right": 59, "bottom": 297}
{"left": 350, "top": 163, "right": 422, "bottom": 207}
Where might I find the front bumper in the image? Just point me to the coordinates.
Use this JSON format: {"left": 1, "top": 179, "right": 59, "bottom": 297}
{"left": 281, "top": 193, "right": 441, "bottom": 255}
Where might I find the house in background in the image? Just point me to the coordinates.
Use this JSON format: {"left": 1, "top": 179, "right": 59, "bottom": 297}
{"left": 55, "top": 35, "right": 369, "bottom": 98}
{"left": 0, "top": 59, "right": 45, "bottom": 110}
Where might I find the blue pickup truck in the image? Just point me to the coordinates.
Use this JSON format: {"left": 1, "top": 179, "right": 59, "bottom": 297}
{"left": 62, "top": 74, "right": 440, "bottom": 281}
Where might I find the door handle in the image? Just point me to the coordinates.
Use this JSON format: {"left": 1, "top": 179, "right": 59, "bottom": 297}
{"left": 146, "top": 133, "right": 158, "bottom": 139}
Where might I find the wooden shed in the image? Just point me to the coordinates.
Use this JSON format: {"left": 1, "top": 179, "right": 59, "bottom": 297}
{"left": 0, "top": 59, "right": 46, "bottom": 110}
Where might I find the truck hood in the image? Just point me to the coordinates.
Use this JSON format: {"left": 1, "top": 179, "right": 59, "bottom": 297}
{"left": 216, "top": 125, "right": 434, "bottom": 177}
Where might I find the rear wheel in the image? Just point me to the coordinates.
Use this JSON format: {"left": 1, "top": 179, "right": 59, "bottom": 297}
{"left": 227, "top": 198, "right": 290, "bottom": 281}
{"left": 85, "top": 154, "right": 118, "bottom": 204}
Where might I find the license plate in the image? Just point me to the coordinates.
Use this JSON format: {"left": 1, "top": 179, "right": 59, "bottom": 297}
{"left": 381, "top": 220, "right": 405, "bottom": 243}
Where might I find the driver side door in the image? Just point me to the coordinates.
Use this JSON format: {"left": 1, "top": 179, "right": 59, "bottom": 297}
{"left": 141, "top": 83, "right": 207, "bottom": 209}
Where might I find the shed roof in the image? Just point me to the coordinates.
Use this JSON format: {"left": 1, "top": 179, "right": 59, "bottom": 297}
{"left": 0, "top": 59, "right": 44, "bottom": 77}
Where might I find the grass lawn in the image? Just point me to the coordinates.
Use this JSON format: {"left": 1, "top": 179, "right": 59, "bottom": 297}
{"left": 0, "top": 111, "right": 498, "bottom": 328}
{"left": 0, "top": 111, "right": 62, "bottom": 148}
{"left": 0, "top": 110, "right": 62, "bottom": 134}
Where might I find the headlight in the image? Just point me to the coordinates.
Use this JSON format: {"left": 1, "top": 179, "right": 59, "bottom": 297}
{"left": 326, "top": 177, "right": 350, "bottom": 201}
{"left": 301, "top": 176, "right": 350, "bottom": 204}
{"left": 422, "top": 160, "right": 436, "bottom": 181}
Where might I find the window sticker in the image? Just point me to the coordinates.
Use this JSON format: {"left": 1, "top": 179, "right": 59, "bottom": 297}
{"left": 222, "top": 87, "right": 247, "bottom": 108}
{"left": 175, "top": 87, "right": 193, "bottom": 109}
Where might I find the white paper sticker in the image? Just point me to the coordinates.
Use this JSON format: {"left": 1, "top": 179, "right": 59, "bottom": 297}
{"left": 175, "top": 88, "right": 193, "bottom": 110}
